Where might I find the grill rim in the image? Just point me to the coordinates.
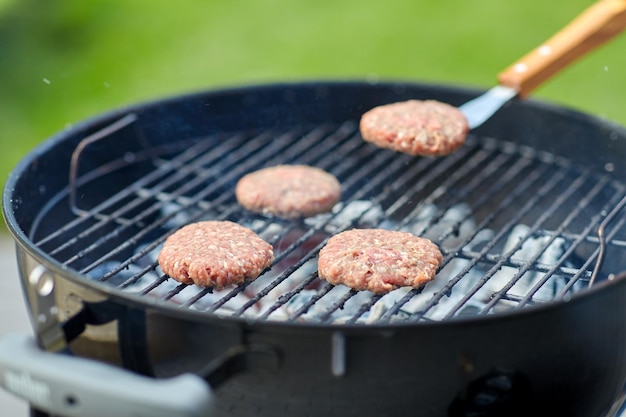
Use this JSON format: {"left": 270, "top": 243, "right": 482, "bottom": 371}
{"left": 5, "top": 79, "right": 626, "bottom": 331}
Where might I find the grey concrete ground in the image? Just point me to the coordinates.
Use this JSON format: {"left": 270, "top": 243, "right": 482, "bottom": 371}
{"left": 0, "top": 236, "right": 32, "bottom": 416}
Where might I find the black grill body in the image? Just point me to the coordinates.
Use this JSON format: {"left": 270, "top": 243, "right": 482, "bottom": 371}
{"left": 5, "top": 81, "right": 626, "bottom": 417}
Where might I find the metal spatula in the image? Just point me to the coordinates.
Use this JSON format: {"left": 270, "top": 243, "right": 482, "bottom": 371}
{"left": 461, "top": 0, "right": 626, "bottom": 129}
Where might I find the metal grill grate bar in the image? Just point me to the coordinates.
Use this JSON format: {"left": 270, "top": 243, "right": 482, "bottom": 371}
{"left": 201, "top": 129, "right": 446, "bottom": 315}
{"left": 297, "top": 144, "right": 510, "bottom": 323}
{"left": 56, "top": 123, "right": 354, "bottom": 273}
{"left": 459, "top": 170, "right": 600, "bottom": 317}
{"left": 271, "top": 140, "right": 492, "bottom": 322}
{"left": 74, "top": 129, "right": 282, "bottom": 275}
{"left": 36, "top": 136, "right": 220, "bottom": 247}
{"left": 104, "top": 123, "right": 365, "bottom": 290}
{"left": 31, "top": 120, "right": 626, "bottom": 325}
{"left": 54, "top": 131, "right": 257, "bottom": 260}
{"left": 410, "top": 163, "right": 569, "bottom": 321}
{"left": 377, "top": 157, "right": 553, "bottom": 323}
{"left": 497, "top": 175, "right": 616, "bottom": 309}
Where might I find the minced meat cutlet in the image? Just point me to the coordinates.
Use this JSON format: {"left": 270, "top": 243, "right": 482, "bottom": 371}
{"left": 235, "top": 165, "right": 341, "bottom": 219}
{"left": 318, "top": 229, "right": 443, "bottom": 294}
{"left": 158, "top": 221, "right": 274, "bottom": 288}
{"left": 360, "top": 100, "right": 468, "bottom": 157}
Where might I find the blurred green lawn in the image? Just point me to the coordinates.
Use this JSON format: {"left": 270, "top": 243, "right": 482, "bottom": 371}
{"left": 1, "top": 0, "right": 625, "bottom": 231}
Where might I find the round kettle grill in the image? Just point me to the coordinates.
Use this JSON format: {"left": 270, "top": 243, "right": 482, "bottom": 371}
{"left": 3, "top": 1, "right": 626, "bottom": 416}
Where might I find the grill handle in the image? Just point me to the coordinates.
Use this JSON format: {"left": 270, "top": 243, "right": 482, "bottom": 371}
{"left": 0, "top": 333, "right": 214, "bottom": 417}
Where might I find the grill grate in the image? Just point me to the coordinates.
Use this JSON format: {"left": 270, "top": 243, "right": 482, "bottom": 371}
{"left": 32, "top": 117, "right": 626, "bottom": 325}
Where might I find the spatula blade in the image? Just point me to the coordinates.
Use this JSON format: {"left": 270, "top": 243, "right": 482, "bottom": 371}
{"left": 460, "top": 0, "right": 626, "bottom": 129}
{"left": 459, "top": 86, "right": 518, "bottom": 129}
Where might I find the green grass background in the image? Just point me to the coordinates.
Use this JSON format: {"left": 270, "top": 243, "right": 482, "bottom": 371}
{"left": 1, "top": 0, "right": 625, "bottom": 232}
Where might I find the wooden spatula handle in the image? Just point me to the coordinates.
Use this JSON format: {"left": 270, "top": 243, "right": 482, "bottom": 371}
{"left": 498, "top": 0, "right": 626, "bottom": 97}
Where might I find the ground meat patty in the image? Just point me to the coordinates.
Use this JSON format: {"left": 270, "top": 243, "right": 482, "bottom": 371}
{"left": 157, "top": 221, "right": 274, "bottom": 288}
{"left": 235, "top": 165, "right": 341, "bottom": 219}
{"left": 318, "top": 229, "right": 443, "bottom": 294}
{"left": 360, "top": 99, "right": 469, "bottom": 156}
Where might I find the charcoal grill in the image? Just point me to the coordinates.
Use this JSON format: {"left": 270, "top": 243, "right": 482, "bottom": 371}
{"left": 28, "top": 107, "right": 626, "bottom": 323}
{"left": 2, "top": 81, "right": 626, "bottom": 417}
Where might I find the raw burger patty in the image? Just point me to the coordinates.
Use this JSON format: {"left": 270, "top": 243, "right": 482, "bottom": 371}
{"left": 360, "top": 100, "right": 469, "bottom": 156}
{"left": 318, "top": 229, "right": 443, "bottom": 294}
{"left": 158, "top": 221, "right": 274, "bottom": 288}
{"left": 235, "top": 165, "right": 341, "bottom": 219}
